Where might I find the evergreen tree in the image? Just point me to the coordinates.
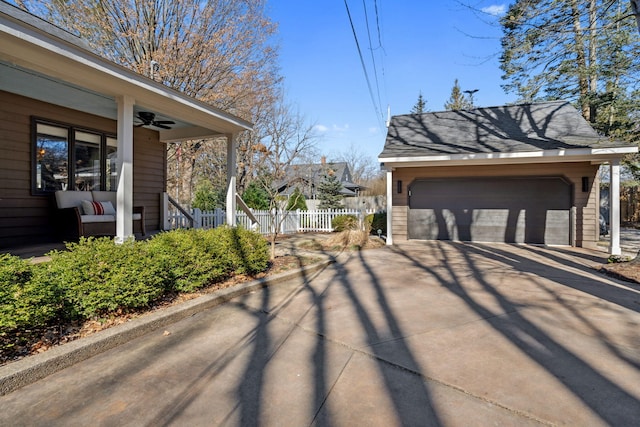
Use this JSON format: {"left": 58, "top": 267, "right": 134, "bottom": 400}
{"left": 317, "top": 173, "right": 344, "bottom": 209}
{"left": 499, "top": 0, "right": 640, "bottom": 123}
{"left": 444, "top": 79, "right": 473, "bottom": 110}
{"left": 191, "top": 180, "right": 223, "bottom": 211}
{"left": 411, "top": 92, "right": 427, "bottom": 114}
{"left": 242, "top": 181, "right": 270, "bottom": 210}
{"left": 285, "top": 187, "right": 308, "bottom": 211}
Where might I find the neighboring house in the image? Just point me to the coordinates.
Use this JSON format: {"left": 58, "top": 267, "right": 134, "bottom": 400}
{"left": 0, "top": 2, "right": 252, "bottom": 248}
{"left": 378, "top": 101, "right": 637, "bottom": 255}
{"left": 277, "top": 158, "right": 362, "bottom": 201}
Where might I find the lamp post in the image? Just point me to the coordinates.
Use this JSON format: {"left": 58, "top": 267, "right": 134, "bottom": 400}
{"left": 463, "top": 89, "right": 479, "bottom": 108}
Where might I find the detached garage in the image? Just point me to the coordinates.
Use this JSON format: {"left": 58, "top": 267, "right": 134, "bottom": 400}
{"left": 379, "top": 101, "right": 638, "bottom": 255}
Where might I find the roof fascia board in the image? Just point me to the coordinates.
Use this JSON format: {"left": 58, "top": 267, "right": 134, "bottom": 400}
{"left": 378, "top": 146, "right": 638, "bottom": 168}
{"left": 0, "top": 11, "right": 252, "bottom": 134}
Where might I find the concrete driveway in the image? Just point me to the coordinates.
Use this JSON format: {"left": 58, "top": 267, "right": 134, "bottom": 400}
{"left": 1, "top": 241, "right": 640, "bottom": 426}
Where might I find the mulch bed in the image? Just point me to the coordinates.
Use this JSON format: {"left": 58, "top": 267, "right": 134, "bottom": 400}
{"left": 599, "top": 261, "right": 640, "bottom": 285}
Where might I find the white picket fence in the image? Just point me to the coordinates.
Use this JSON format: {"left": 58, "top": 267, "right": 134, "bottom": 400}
{"left": 165, "top": 207, "right": 377, "bottom": 235}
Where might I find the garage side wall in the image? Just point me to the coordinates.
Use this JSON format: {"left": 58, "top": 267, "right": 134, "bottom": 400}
{"left": 391, "top": 162, "right": 600, "bottom": 248}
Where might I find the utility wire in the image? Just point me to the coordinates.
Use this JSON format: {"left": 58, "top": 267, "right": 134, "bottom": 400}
{"left": 362, "top": 0, "right": 384, "bottom": 120}
{"left": 344, "top": 0, "right": 385, "bottom": 130}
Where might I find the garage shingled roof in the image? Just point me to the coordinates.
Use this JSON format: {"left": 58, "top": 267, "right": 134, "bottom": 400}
{"left": 379, "top": 100, "right": 628, "bottom": 158}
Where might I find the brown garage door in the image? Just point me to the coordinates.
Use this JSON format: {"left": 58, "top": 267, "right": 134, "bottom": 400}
{"left": 408, "top": 177, "right": 571, "bottom": 245}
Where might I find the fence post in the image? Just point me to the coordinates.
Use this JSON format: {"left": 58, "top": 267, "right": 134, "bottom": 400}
{"left": 192, "top": 208, "right": 202, "bottom": 229}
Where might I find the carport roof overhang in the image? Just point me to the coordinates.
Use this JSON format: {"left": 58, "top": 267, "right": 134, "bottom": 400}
{"left": 378, "top": 146, "right": 638, "bottom": 169}
{"left": 0, "top": 3, "right": 252, "bottom": 141}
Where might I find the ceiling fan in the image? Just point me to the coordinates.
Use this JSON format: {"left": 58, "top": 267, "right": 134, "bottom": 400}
{"left": 135, "top": 112, "right": 175, "bottom": 129}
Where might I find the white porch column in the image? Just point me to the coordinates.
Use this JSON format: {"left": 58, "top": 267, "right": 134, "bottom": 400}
{"left": 115, "top": 95, "right": 134, "bottom": 243}
{"left": 609, "top": 160, "right": 621, "bottom": 255}
{"left": 386, "top": 168, "right": 393, "bottom": 245}
{"left": 226, "top": 133, "right": 237, "bottom": 227}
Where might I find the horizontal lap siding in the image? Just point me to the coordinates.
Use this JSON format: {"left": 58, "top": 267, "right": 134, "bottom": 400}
{"left": 133, "top": 128, "right": 166, "bottom": 231}
{"left": 0, "top": 91, "right": 165, "bottom": 248}
{"left": 392, "top": 162, "right": 600, "bottom": 247}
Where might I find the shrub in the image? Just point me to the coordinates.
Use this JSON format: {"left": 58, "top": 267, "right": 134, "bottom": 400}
{"left": 145, "top": 229, "right": 231, "bottom": 293}
{"left": 224, "top": 226, "right": 270, "bottom": 275}
{"left": 42, "top": 238, "right": 166, "bottom": 319}
{"left": 1, "top": 227, "right": 270, "bottom": 331}
{"left": 366, "top": 212, "right": 387, "bottom": 235}
{"left": 332, "top": 215, "right": 358, "bottom": 232}
{"left": 0, "top": 254, "right": 61, "bottom": 332}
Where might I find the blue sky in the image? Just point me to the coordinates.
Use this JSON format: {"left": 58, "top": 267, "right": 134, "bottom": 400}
{"left": 267, "top": 1, "right": 515, "bottom": 161}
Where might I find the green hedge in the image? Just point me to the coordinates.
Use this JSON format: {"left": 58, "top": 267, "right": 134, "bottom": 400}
{"left": 0, "top": 227, "right": 269, "bottom": 334}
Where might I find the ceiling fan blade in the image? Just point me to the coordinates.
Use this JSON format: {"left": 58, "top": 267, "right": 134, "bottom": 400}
{"left": 154, "top": 120, "right": 175, "bottom": 125}
{"left": 155, "top": 123, "right": 172, "bottom": 129}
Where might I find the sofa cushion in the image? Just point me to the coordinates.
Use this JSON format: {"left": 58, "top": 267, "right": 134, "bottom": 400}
{"left": 80, "top": 214, "right": 116, "bottom": 223}
{"left": 91, "top": 191, "right": 117, "bottom": 205}
{"left": 81, "top": 200, "right": 116, "bottom": 216}
{"left": 55, "top": 190, "right": 93, "bottom": 209}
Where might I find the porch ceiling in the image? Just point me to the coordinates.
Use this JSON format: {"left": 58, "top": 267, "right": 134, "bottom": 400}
{"left": 0, "top": 3, "right": 252, "bottom": 141}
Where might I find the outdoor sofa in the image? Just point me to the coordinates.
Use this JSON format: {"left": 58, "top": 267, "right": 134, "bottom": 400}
{"left": 54, "top": 190, "right": 145, "bottom": 240}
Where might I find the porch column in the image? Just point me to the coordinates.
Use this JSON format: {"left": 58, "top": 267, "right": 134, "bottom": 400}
{"left": 115, "top": 95, "right": 134, "bottom": 243}
{"left": 226, "top": 133, "right": 237, "bottom": 227}
{"left": 386, "top": 168, "right": 393, "bottom": 245}
{"left": 609, "top": 160, "right": 621, "bottom": 255}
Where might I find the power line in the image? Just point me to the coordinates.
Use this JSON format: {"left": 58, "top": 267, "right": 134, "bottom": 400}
{"left": 343, "top": 0, "right": 385, "bottom": 130}
{"left": 362, "top": 0, "right": 384, "bottom": 120}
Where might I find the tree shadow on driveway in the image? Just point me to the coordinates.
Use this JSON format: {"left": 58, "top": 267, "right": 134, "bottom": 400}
{"left": 392, "top": 241, "right": 640, "bottom": 426}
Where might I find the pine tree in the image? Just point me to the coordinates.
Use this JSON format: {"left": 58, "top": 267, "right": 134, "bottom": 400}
{"left": 444, "top": 79, "right": 473, "bottom": 110}
{"left": 411, "top": 92, "right": 427, "bottom": 114}
{"left": 286, "top": 187, "right": 308, "bottom": 211}
{"left": 317, "top": 173, "right": 344, "bottom": 209}
{"left": 499, "top": 0, "right": 640, "bottom": 123}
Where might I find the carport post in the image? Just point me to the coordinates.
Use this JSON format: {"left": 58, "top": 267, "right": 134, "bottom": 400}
{"left": 610, "top": 160, "right": 621, "bottom": 255}
{"left": 386, "top": 169, "right": 393, "bottom": 245}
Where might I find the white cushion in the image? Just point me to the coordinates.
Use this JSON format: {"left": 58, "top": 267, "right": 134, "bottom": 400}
{"left": 81, "top": 214, "right": 116, "bottom": 223}
{"left": 91, "top": 191, "right": 117, "bottom": 205}
{"left": 55, "top": 191, "right": 93, "bottom": 209}
{"left": 81, "top": 200, "right": 116, "bottom": 216}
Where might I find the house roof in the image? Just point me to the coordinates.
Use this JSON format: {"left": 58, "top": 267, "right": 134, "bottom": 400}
{"left": 277, "top": 161, "right": 362, "bottom": 197}
{"left": 379, "top": 101, "right": 636, "bottom": 168}
{"left": 0, "top": 1, "right": 252, "bottom": 140}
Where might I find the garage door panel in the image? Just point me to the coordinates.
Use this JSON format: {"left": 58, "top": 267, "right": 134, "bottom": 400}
{"left": 408, "top": 177, "right": 571, "bottom": 244}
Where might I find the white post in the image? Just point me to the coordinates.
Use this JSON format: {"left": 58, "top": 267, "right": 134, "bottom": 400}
{"left": 161, "top": 192, "right": 170, "bottom": 230}
{"left": 385, "top": 168, "right": 394, "bottom": 245}
{"left": 610, "top": 160, "right": 621, "bottom": 255}
{"left": 226, "top": 133, "right": 237, "bottom": 227}
{"left": 115, "top": 95, "right": 134, "bottom": 243}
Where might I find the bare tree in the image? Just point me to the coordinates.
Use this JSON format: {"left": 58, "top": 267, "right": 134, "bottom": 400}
{"left": 19, "top": 0, "right": 281, "bottom": 206}
{"left": 250, "top": 93, "right": 320, "bottom": 259}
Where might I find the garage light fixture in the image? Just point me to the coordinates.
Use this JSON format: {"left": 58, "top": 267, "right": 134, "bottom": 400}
{"left": 582, "top": 176, "right": 589, "bottom": 192}
{"left": 397, "top": 180, "right": 402, "bottom": 194}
